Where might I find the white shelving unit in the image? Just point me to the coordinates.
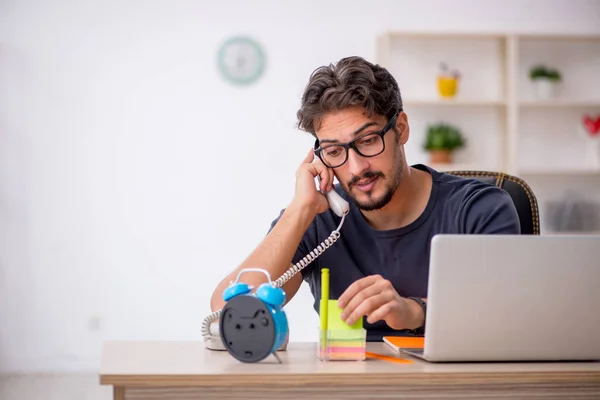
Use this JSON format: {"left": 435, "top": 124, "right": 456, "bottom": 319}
{"left": 376, "top": 31, "right": 600, "bottom": 176}
{"left": 519, "top": 100, "right": 600, "bottom": 108}
{"left": 376, "top": 31, "right": 600, "bottom": 234}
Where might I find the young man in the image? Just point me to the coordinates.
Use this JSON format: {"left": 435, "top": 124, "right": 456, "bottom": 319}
{"left": 210, "top": 56, "right": 520, "bottom": 340}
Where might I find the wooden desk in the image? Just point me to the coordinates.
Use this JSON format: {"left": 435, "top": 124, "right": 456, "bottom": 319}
{"left": 100, "top": 341, "right": 600, "bottom": 399}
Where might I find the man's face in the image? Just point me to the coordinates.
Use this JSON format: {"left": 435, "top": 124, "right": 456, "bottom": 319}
{"left": 315, "top": 106, "right": 409, "bottom": 211}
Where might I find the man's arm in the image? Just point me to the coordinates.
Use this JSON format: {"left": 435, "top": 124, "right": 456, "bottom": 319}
{"left": 405, "top": 297, "right": 427, "bottom": 332}
{"left": 385, "top": 184, "right": 520, "bottom": 330}
{"left": 338, "top": 275, "right": 427, "bottom": 331}
{"left": 210, "top": 149, "right": 335, "bottom": 311}
{"left": 459, "top": 184, "right": 521, "bottom": 234}
{"left": 210, "top": 203, "right": 313, "bottom": 311}
{"left": 338, "top": 185, "right": 519, "bottom": 330}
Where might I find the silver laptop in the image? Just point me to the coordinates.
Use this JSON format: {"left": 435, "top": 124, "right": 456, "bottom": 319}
{"left": 402, "top": 234, "right": 600, "bottom": 362}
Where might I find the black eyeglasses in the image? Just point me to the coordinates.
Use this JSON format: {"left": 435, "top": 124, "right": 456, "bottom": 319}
{"left": 314, "top": 114, "right": 398, "bottom": 169}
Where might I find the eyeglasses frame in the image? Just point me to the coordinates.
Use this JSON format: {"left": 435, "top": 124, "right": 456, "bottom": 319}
{"left": 313, "top": 113, "right": 399, "bottom": 169}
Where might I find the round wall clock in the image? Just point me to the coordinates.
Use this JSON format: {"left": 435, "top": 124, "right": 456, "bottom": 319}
{"left": 217, "top": 36, "right": 266, "bottom": 85}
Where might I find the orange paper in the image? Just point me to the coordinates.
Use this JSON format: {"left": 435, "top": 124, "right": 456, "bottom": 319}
{"left": 382, "top": 336, "right": 425, "bottom": 351}
{"left": 366, "top": 351, "right": 413, "bottom": 364}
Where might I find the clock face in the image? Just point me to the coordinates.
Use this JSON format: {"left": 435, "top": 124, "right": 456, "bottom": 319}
{"left": 217, "top": 36, "right": 266, "bottom": 85}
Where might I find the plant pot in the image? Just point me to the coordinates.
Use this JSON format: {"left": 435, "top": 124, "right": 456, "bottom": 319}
{"left": 533, "top": 79, "right": 557, "bottom": 100}
{"left": 429, "top": 149, "right": 452, "bottom": 164}
{"left": 437, "top": 76, "right": 458, "bottom": 98}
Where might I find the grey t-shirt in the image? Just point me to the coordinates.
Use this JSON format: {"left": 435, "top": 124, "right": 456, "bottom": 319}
{"left": 269, "top": 164, "right": 521, "bottom": 341}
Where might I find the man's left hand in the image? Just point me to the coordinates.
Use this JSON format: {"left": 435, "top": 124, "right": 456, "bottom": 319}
{"left": 337, "top": 275, "right": 422, "bottom": 330}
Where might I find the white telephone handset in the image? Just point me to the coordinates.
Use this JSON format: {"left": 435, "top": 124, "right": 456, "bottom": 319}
{"left": 325, "top": 186, "right": 350, "bottom": 218}
{"left": 201, "top": 179, "right": 349, "bottom": 350}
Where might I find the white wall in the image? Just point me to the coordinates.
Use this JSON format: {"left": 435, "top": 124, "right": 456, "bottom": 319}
{"left": 1, "top": 0, "right": 599, "bottom": 373}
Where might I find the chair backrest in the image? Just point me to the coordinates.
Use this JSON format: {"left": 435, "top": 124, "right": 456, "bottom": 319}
{"left": 445, "top": 170, "right": 540, "bottom": 235}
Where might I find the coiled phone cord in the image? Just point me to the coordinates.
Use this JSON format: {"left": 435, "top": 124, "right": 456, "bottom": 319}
{"left": 201, "top": 212, "right": 347, "bottom": 341}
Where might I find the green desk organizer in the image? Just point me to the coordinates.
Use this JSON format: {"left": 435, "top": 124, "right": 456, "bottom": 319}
{"left": 318, "top": 299, "right": 366, "bottom": 361}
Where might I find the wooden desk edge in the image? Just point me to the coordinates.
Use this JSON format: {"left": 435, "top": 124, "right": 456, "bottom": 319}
{"left": 99, "top": 370, "right": 600, "bottom": 387}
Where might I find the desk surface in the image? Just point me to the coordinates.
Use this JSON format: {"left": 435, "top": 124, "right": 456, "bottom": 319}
{"left": 100, "top": 340, "right": 600, "bottom": 388}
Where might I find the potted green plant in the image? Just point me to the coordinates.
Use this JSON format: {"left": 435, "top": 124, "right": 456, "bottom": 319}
{"left": 423, "top": 122, "right": 466, "bottom": 164}
{"left": 529, "top": 65, "right": 562, "bottom": 99}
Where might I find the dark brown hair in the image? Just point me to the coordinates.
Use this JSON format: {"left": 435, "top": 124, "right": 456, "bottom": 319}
{"left": 296, "top": 56, "right": 403, "bottom": 136}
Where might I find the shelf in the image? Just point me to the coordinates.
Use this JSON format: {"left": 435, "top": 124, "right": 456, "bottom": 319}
{"left": 516, "top": 34, "right": 600, "bottom": 41}
{"left": 431, "top": 163, "right": 501, "bottom": 172}
{"left": 384, "top": 32, "right": 600, "bottom": 41}
{"left": 380, "top": 33, "right": 506, "bottom": 106}
{"left": 519, "top": 100, "right": 600, "bottom": 108}
{"left": 382, "top": 31, "right": 507, "bottom": 40}
{"left": 377, "top": 31, "right": 600, "bottom": 180}
{"left": 543, "top": 231, "right": 600, "bottom": 236}
{"left": 518, "top": 37, "right": 600, "bottom": 106}
{"left": 518, "top": 167, "right": 600, "bottom": 176}
{"left": 405, "top": 99, "right": 506, "bottom": 107}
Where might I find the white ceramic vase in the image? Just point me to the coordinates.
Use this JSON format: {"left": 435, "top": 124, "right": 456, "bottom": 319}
{"left": 577, "top": 121, "right": 600, "bottom": 170}
{"left": 533, "top": 79, "right": 557, "bottom": 100}
{"left": 585, "top": 137, "right": 600, "bottom": 170}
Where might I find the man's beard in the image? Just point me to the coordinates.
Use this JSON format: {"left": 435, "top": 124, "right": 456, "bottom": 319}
{"left": 345, "top": 155, "right": 403, "bottom": 212}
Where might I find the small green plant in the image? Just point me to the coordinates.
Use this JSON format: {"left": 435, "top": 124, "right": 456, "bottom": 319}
{"left": 423, "top": 123, "right": 466, "bottom": 151}
{"left": 529, "top": 65, "right": 562, "bottom": 81}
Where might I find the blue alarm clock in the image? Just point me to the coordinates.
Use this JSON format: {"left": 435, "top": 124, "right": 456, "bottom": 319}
{"left": 219, "top": 268, "right": 288, "bottom": 363}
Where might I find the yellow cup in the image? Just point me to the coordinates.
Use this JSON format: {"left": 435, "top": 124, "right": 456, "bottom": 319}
{"left": 437, "top": 76, "right": 458, "bottom": 98}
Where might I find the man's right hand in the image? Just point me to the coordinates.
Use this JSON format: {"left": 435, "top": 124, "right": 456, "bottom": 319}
{"left": 210, "top": 150, "right": 333, "bottom": 311}
{"left": 210, "top": 148, "right": 330, "bottom": 312}
{"left": 291, "top": 148, "right": 335, "bottom": 216}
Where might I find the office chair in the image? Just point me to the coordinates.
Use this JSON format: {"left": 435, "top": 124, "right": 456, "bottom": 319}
{"left": 445, "top": 170, "right": 540, "bottom": 235}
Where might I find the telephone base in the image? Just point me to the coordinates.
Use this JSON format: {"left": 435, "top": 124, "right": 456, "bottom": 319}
{"left": 204, "top": 337, "right": 227, "bottom": 351}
